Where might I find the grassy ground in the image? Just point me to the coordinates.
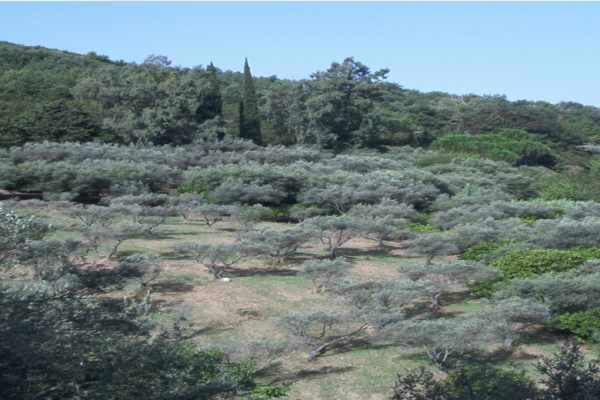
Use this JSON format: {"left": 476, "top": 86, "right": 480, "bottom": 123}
{"left": 38, "top": 211, "right": 570, "bottom": 400}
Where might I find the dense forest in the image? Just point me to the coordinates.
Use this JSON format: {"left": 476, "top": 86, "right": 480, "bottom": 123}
{"left": 3, "top": 41, "right": 600, "bottom": 400}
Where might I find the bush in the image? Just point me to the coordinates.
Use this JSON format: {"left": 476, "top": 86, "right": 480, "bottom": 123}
{"left": 552, "top": 308, "right": 600, "bottom": 341}
{"left": 471, "top": 247, "right": 600, "bottom": 297}
{"left": 460, "top": 240, "right": 511, "bottom": 262}
{"left": 537, "top": 172, "right": 600, "bottom": 202}
{"left": 491, "top": 247, "right": 600, "bottom": 280}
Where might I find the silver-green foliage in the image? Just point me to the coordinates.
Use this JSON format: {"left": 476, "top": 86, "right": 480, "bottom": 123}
{"left": 300, "top": 257, "right": 353, "bottom": 292}
{"left": 398, "top": 260, "right": 497, "bottom": 308}
{"left": 171, "top": 241, "right": 261, "bottom": 279}
{"left": 238, "top": 226, "right": 317, "bottom": 265}
{"left": 299, "top": 215, "right": 366, "bottom": 258}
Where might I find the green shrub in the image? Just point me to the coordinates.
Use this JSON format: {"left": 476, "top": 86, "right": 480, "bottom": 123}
{"left": 537, "top": 172, "right": 600, "bottom": 202}
{"left": 460, "top": 240, "right": 511, "bottom": 262}
{"left": 471, "top": 247, "right": 600, "bottom": 297}
{"left": 552, "top": 308, "right": 600, "bottom": 341}
{"left": 407, "top": 222, "right": 442, "bottom": 234}
{"left": 430, "top": 133, "right": 554, "bottom": 166}
{"left": 491, "top": 247, "right": 600, "bottom": 280}
{"left": 173, "top": 185, "right": 210, "bottom": 197}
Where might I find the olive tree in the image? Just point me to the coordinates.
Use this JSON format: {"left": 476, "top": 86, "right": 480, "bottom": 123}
{"left": 280, "top": 279, "right": 422, "bottom": 361}
{"left": 381, "top": 318, "right": 489, "bottom": 372}
{"left": 209, "top": 179, "right": 286, "bottom": 206}
{"left": 530, "top": 217, "right": 600, "bottom": 250}
{"left": 404, "top": 232, "right": 459, "bottom": 266}
{"left": 79, "top": 224, "right": 149, "bottom": 261}
{"left": 398, "top": 260, "right": 497, "bottom": 308}
{"left": 495, "top": 266, "right": 600, "bottom": 314}
{"left": 193, "top": 204, "right": 236, "bottom": 229}
{"left": 348, "top": 198, "right": 421, "bottom": 222}
{"left": 171, "top": 241, "right": 261, "bottom": 279}
{"left": 232, "top": 204, "right": 273, "bottom": 232}
{"left": 299, "top": 215, "right": 366, "bottom": 259}
{"left": 19, "top": 239, "right": 81, "bottom": 281}
{"left": 62, "top": 204, "right": 126, "bottom": 228}
{"left": 469, "top": 297, "right": 550, "bottom": 350}
{"left": 167, "top": 193, "right": 205, "bottom": 221}
{"left": 452, "top": 218, "right": 530, "bottom": 252}
{"left": 299, "top": 257, "right": 353, "bottom": 293}
{"left": 238, "top": 226, "right": 317, "bottom": 265}
{"left": 299, "top": 171, "right": 439, "bottom": 213}
{"left": 114, "top": 253, "right": 162, "bottom": 288}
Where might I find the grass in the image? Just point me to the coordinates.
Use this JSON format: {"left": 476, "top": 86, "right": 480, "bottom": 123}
{"left": 19, "top": 208, "right": 575, "bottom": 400}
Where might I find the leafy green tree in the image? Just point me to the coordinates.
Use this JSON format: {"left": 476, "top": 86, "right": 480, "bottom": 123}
{"left": 430, "top": 133, "right": 555, "bottom": 166}
{"left": 302, "top": 57, "right": 389, "bottom": 149}
{"left": 391, "top": 364, "right": 538, "bottom": 400}
{"left": 195, "top": 62, "right": 223, "bottom": 125}
{"left": 6, "top": 99, "right": 103, "bottom": 144}
{"left": 552, "top": 308, "right": 600, "bottom": 341}
{"left": 239, "top": 59, "right": 263, "bottom": 145}
{"left": 536, "top": 341, "right": 600, "bottom": 400}
{"left": 73, "top": 55, "right": 204, "bottom": 145}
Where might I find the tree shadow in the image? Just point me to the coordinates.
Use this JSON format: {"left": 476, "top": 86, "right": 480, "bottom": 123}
{"left": 519, "top": 325, "right": 567, "bottom": 347}
{"left": 116, "top": 250, "right": 142, "bottom": 258}
{"left": 143, "top": 230, "right": 205, "bottom": 240}
{"left": 270, "top": 365, "right": 356, "bottom": 384}
{"left": 228, "top": 265, "right": 299, "bottom": 277}
{"left": 150, "top": 282, "right": 196, "bottom": 293}
{"left": 319, "top": 338, "right": 397, "bottom": 358}
{"left": 441, "top": 290, "right": 474, "bottom": 306}
{"left": 157, "top": 251, "right": 190, "bottom": 260}
{"left": 335, "top": 247, "right": 389, "bottom": 259}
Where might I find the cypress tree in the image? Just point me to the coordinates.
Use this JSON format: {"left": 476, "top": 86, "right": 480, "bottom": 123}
{"left": 195, "top": 62, "right": 222, "bottom": 124}
{"left": 239, "top": 59, "right": 262, "bottom": 145}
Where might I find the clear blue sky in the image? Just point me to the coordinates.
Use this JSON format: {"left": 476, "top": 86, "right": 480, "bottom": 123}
{"left": 2, "top": 2, "right": 599, "bottom": 106}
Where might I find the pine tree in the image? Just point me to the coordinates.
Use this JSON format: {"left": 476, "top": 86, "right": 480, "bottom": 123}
{"left": 239, "top": 59, "right": 262, "bottom": 145}
{"left": 195, "top": 62, "right": 222, "bottom": 124}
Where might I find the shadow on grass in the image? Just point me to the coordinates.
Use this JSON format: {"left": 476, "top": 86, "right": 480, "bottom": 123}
{"left": 157, "top": 251, "right": 190, "bottom": 260}
{"left": 150, "top": 282, "right": 196, "bottom": 293}
{"left": 228, "top": 265, "right": 299, "bottom": 277}
{"left": 399, "top": 347, "right": 492, "bottom": 368}
{"left": 335, "top": 247, "right": 391, "bottom": 259}
{"left": 178, "top": 323, "right": 235, "bottom": 338}
{"left": 268, "top": 365, "right": 357, "bottom": 384}
{"left": 518, "top": 325, "right": 568, "bottom": 347}
{"left": 320, "top": 339, "right": 397, "bottom": 358}
{"left": 440, "top": 290, "right": 474, "bottom": 307}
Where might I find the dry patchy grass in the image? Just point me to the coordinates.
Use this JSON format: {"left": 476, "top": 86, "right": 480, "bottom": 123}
{"left": 33, "top": 210, "right": 569, "bottom": 400}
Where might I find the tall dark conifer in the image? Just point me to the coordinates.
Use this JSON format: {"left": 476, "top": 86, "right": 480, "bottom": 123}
{"left": 239, "top": 59, "right": 262, "bottom": 145}
{"left": 195, "top": 62, "right": 222, "bottom": 124}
